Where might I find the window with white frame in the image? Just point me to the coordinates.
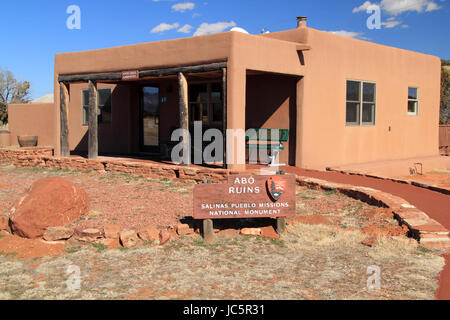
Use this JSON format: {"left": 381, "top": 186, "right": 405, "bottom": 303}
{"left": 346, "top": 80, "right": 376, "bottom": 126}
{"left": 408, "top": 87, "right": 419, "bottom": 115}
{"left": 82, "top": 88, "right": 112, "bottom": 125}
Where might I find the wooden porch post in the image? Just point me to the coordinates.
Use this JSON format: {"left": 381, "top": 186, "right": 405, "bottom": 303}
{"left": 59, "top": 82, "right": 70, "bottom": 157}
{"left": 178, "top": 72, "right": 190, "bottom": 165}
{"left": 222, "top": 68, "right": 228, "bottom": 169}
{"left": 88, "top": 80, "right": 98, "bottom": 159}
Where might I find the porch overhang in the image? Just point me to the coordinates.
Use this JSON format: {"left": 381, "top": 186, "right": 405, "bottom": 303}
{"left": 58, "top": 61, "right": 228, "bottom": 83}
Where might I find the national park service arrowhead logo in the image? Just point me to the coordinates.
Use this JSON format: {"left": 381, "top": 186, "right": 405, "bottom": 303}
{"left": 267, "top": 176, "right": 288, "bottom": 201}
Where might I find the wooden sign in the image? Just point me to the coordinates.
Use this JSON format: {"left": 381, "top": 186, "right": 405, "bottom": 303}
{"left": 121, "top": 70, "right": 139, "bottom": 81}
{"left": 193, "top": 175, "right": 296, "bottom": 220}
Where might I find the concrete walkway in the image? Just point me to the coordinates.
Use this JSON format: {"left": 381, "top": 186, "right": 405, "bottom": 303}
{"left": 283, "top": 166, "right": 450, "bottom": 300}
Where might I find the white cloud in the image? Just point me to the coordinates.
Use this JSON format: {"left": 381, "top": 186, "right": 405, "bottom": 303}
{"left": 353, "top": 1, "right": 375, "bottom": 13}
{"left": 172, "top": 2, "right": 195, "bottom": 12}
{"left": 381, "top": 19, "right": 402, "bottom": 28}
{"left": 177, "top": 24, "right": 193, "bottom": 33}
{"left": 151, "top": 22, "right": 180, "bottom": 33}
{"left": 425, "top": 1, "right": 441, "bottom": 11}
{"left": 381, "top": 0, "right": 442, "bottom": 15}
{"left": 193, "top": 21, "right": 237, "bottom": 36}
{"left": 353, "top": 0, "right": 442, "bottom": 15}
{"left": 328, "top": 30, "right": 364, "bottom": 39}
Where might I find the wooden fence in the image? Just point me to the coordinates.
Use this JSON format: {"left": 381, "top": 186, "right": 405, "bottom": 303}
{"left": 440, "top": 125, "right": 450, "bottom": 155}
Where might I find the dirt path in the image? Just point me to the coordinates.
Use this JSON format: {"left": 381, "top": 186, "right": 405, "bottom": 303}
{"left": 283, "top": 167, "right": 450, "bottom": 300}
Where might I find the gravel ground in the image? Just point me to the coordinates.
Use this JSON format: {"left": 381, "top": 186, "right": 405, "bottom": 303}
{"left": 0, "top": 164, "right": 445, "bottom": 300}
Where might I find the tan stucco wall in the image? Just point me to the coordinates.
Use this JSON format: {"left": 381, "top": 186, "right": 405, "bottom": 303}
{"left": 8, "top": 103, "right": 56, "bottom": 147}
{"left": 266, "top": 28, "right": 441, "bottom": 170}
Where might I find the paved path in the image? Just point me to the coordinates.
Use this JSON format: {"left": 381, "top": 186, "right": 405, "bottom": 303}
{"left": 284, "top": 167, "right": 450, "bottom": 300}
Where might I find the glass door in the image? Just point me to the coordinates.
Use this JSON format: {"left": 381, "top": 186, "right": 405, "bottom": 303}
{"left": 140, "top": 86, "right": 160, "bottom": 153}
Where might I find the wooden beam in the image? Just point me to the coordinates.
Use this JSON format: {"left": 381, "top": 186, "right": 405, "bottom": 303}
{"left": 59, "top": 72, "right": 123, "bottom": 83}
{"left": 58, "top": 62, "right": 227, "bottom": 83}
{"left": 222, "top": 67, "right": 228, "bottom": 169}
{"left": 140, "top": 62, "right": 227, "bottom": 79}
{"left": 59, "top": 82, "right": 70, "bottom": 157}
{"left": 88, "top": 80, "right": 98, "bottom": 159}
{"left": 178, "top": 72, "right": 190, "bottom": 165}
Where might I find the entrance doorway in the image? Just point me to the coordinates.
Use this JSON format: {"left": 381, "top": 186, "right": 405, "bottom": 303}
{"left": 140, "top": 86, "right": 160, "bottom": 153}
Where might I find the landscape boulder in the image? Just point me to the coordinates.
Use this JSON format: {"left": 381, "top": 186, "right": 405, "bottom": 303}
{"left": 159, "top": 230, "right": 171, "bottom": 245}
{"left": 104, "top": 224, "right": 121, "bottom": 239}
{"left": 175, "top": 223, "right": 194, "bottom": 236}
{"left": 120, "top": 229, "right": 139, "bottom": 248}
{"left": 137, "top": 226, "right": 160, "bottom": 242}
{"left": 9, "top": 177, "right": 90, "bottom": 239}
{"left": 75, "top": 228, "right": 103, "bottom": 243}
{"left": 43, "top": 226, "right": 74, "bottom": 241}
{"left": 241, "top": 228, "right": 262, "bottom": 236}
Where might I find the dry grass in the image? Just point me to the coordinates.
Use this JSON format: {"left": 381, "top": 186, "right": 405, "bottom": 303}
{"left": 0, "top": 226, "right": 443, "bottom": 300}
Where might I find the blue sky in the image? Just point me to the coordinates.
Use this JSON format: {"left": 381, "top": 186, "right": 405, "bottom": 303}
{"left": 0, "top": 0, "right": 448, "bottom": 99}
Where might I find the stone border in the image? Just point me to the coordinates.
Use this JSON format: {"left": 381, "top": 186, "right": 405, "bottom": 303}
{"left": 0, "top": 147, "right": 54, "bottom": 163}
{"left": 327, "top": 167, "right": 450, "bottom": 196}
{"left": 296, "top": 176, "right": 450, "bottom": 251}
{"left": 0, "top": 151, "right": 254, "bottom": 184}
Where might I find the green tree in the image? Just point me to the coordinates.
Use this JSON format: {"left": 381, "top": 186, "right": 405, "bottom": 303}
{"left": 441, "top": 66, "right": 450, "bottom": 124}
{"left": 0, "top": 68, "right": 31, "bottom": 124}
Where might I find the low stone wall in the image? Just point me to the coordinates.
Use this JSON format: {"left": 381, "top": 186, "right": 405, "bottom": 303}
{"left": 296, "top": 176, "right": 450, "bottom": 251}
{"left": 0, "top": 147, "right": 54, "bottom": 164}
{"left": 4, "top": 153, "right": 242, "bottom": 184}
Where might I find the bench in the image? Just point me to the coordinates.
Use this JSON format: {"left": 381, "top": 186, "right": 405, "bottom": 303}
{"left": 246, "top": 128, "right": 289, "bottom": 167}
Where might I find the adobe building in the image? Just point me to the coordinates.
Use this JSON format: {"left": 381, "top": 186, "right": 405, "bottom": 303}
{"left": 5, "top": 17, "right": 445, "bottom": 173}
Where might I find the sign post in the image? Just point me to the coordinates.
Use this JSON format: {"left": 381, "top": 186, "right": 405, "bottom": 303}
{"left": 194, "top": 175, "right": 296, "bottom": 242}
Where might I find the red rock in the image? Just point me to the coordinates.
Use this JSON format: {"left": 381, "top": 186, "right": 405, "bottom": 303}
{"left": 218, "top": 229, "right": 240, "bottom": 238}
{"left": 0, "top": 215, "right": 9, "bottom": 232}
{"left": 361, "top": 236, "right": 377, "bottom": 247}
{"left": 43, "top": 226, "right": 74, "bottom": 241}
{"left": 104, "top": 224, "right": 121, "bottom": 239}
{"left": 260, "top": 226, "right": 279, "bottom": 239}
{"left": 241, "top": 228, "right": 262, "bottom": 236}
{"left": 168, "top": 228, "right": 178, "bottom": 239}
{"left": 159, "top": 230, "right": 171, "bottom": 245}
{"left": 176, "top": 223, "right": 194, "bottom": 236}
{"left": 138, "top": 226, "right": 160, "bottom": 242}
{"left": 98, "top": 238, "right": 121, "bottom": 250}
{"left": 76, "top": 228, "right": 103, "bottom": 243}
{"left": 120, "top": 229, "right": 139, "bottom": 248}
{"left": 9, "top": 177, "right": 90, "bottom": 239}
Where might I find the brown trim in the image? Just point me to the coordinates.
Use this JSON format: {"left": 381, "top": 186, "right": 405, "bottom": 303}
{"left": 58, "top": 62, "right": 227, "bottom": 83}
